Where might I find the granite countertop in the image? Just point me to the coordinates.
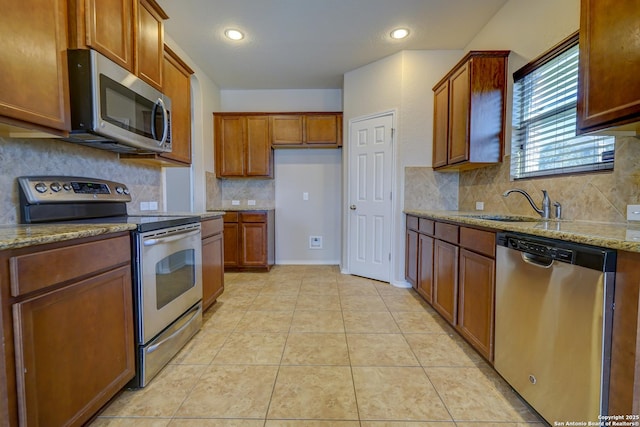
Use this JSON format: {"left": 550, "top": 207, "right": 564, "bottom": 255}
{"left": 0, "top": 223, "right": 137, "bottom": 251}
{"left": 405, "top": 210, "right": 640, "bottom": 253}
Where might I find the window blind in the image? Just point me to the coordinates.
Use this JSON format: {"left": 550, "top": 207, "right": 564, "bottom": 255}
{"left": 511, "top": 37, "right": 615, "bottom": 179}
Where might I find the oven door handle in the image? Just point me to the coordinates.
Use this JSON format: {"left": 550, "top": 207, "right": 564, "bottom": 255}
{"left": 146, "top": 306, "right": 201, "bottom": 354}
{"left": 143, "top": 229, "right": 200, "bottom": 246}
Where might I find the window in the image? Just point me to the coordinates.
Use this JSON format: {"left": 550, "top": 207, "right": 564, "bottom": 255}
{"left": 511, "top": 32, "right": 615, "bottom": 179}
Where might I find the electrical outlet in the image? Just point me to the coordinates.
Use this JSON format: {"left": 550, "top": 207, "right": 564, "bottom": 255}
{"left": 309, "top": 236, "right": 323, "bottom": 249}
{"left": 231, "top": 200, "right": 240, "bottom": 206}
{"left": 140, "top": 201, "right": 150, "bottom": 211}
{"left": 627, "top": 204, "right": 640, "bottom": 221}
{"left": 475, "top": 201, "right": 485, "bottom": 211}
{"left": 149, "top": 201, "right": 158, "bottom": 210}
{"left": 247, "top": 200, "right": 256, "bottom": 206}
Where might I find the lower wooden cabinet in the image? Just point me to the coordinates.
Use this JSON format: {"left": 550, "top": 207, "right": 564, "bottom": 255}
{"left": 201, "top": 217, "right": 224, "bottom": 311}
{"left": 0, "top": 233, "right": 134, "bottom": 426}
{"left": 432, "top": 239, "right": 459, "bottom": 324}
{"left": 457, "top": 248, "right": 495, "bottom": 360}
{"left": 406, "top": 214, "right": 496, "bottom": 362}
{"left": 223, "top": 210, "right": 275, "bottom": 271}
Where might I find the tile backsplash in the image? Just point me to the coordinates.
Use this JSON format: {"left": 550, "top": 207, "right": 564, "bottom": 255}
{"left": 215, "top": 178, "right": 275, "bottom": 209}
{"left": 405, "top": 136, "right": 640, "bottom": 223}
{"left": 0, "top": 137, "right": 162, "bottom": 224}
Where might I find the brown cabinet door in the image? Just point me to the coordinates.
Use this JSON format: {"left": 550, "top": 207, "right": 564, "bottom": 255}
{"left": 448, "top": 62, "right": 470, "bottom": 165}
{"left": 241, "top": 222, "right": 267, "bottom": 266}
{"left": 577, "top": 0, "right": 640, "bottom": 134}
{"left": 0, "top": 0, "right": 70, "bottom": 132}
{"left": 271, "top": 115, "right": 304, "bottom": 145}
{"left": 305, "top": 115, "right": 339, "bottom": 145}
{"left": 417, "top": 233, "right": 434, "bottom": 303}
{"left": 223, "top": 222, "right": 239, "bottom": 268}
{"left": 202, "top": 232, "right": 224, "bottom": 311}
{"left": 432, "top": 239, "right": 459, "bottom": 324}
{"left": 457, "top": 248, "right": 495, "bottom": 361}
{"left": 405, "top": 229, "right": 418, "bottom": 288}
{"left": 246, "top": 116, "right": 273, "bottom": 177}
{"left": 13, "top": 266, "right": 134, "bottom": 426}
{"left": 84, "top": 0, "right": 135, "bottom": 72}
{"left": 215, "top": 115, "right": 246, "bottom": 177}
{"left": 136, "top": 0, "right": 166, "bottom": 90}
{"left": 432, "top": 81, "right": 450, "bottom": 168}
{"left": 160, "top": 46, "right": 193, "bottom": 165}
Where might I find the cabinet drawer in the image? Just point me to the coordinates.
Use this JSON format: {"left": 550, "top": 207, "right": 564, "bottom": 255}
{"left": 240, "top": 212, "right": 266, "bottom": 223}
{"left": 460, "top": 227, "right": 495, "bottom": 258}
{"left": 435, "top": 222, "right": 459, "bottom": 244}
{"left": 406, "top": 215, "right": 419, "bottom": 231}
{"left": 201, "top": 217, "right": 223, "bottom": 238}
{"left": 418, "top": 218, "right": 435, "bottom": 235}
{"left": 10, "top": 235, "right": 130, "bottom": 297}
{"left": 223, "top": 212, "right": 239, "bottom": 223}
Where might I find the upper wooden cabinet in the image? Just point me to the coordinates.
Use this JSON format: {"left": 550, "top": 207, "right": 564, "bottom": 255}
{"left": 160, "top": 45, "right": 194, "bottom": 165}
{"left": 432, "top": 51, "right": 509, "bottom": 171}
{"left": 271, "top": 113, "right": 343, "bottom": 148}
{"left": 214, "top": 114, "right": 274, "bottom": 178}
{"left": 577, "top": 0, "right": 640, "bottom": 135}
{"left": 69, "top": 0, "right": 167, "bottom": 90}
{"left": 0, "top": 0, "right": 70, "bottom": 134}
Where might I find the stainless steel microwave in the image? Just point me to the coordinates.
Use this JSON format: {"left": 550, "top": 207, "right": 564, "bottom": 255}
{"left": 64, "top": 49, "right": 172, "bottom": 154}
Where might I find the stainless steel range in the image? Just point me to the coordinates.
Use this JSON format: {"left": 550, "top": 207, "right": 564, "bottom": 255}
{"left": 17, "top": 176, "right": 203, "bottom": 388}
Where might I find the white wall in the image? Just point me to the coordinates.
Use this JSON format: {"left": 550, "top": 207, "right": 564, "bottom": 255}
{"left": 220, "top": 89, "right": 344, "bottom": 265}
{"left": 342, "top": 50, "right": 462, "bottom": 286}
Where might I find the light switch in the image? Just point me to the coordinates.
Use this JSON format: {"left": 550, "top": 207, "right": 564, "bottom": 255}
{"left": 303, "top": 192, "right": 309, "bottom": 201}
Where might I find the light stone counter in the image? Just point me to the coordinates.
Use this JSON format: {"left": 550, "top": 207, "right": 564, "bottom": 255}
{"left": 404, "top": 210, "right": 640, "bottom": 253}
{"left": 0, "top": 223, "right": 137, "bottom": 251}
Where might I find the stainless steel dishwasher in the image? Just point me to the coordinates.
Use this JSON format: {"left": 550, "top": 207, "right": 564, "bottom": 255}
{"left": 495, "top": 232, "right": 616, "bottom": 424}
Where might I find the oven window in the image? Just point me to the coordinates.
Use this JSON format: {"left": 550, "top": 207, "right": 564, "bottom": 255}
{"left": 155, "top": 249, "right": 196, "bottom": 309}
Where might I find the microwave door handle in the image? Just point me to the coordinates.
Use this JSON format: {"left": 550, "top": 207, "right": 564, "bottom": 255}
{"left": 143, "top": 229, "right": 200, "bottom": 246}
{"left": 156, "top": 97, "right": 169, "bottom": 145}
{"left": 150, "top": 100, "right": 159, "bottom": 141}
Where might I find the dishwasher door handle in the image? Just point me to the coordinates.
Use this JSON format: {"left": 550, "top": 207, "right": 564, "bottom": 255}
{"left": 521, "top": 252, "right": 554, "bottom": 268}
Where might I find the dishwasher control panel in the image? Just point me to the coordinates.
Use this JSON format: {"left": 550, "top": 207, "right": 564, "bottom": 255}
{"left": 508, "top": 238, "right": 575, "bottom": 263}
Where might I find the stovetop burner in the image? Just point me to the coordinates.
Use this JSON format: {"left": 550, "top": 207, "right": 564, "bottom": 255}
{"left": 17, "top": 176, "right": 198, "bottom": 232}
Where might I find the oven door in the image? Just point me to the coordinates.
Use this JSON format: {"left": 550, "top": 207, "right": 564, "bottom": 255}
{"left": 137, "top": 223, "right": 202, "bottom": 344}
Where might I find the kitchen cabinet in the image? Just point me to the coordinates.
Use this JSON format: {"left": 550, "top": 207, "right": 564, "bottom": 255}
{"left": 457, "top": 227, "right": 496, "bottom": 361}
{"left": 201, "top": 217, "right": 224, "bottom": 311}
{"left": 432, "top": 51, "right": 509, "bottom": 170}
{"left": 0, "top": 233, "right": 134, "bottom": 426}
{"left": 271, "top": 113, "right": 343, "bottom": 148}
{"left": 0, "top": 0, "right": 70, "bottom": 134}
{"left": 159, "top": 45, "right": 194, "bottom": 165}
{"left": 222, "top": 211, "right": 275, "bottom": 271}
{"left": 68, "top": 0, "right": 167, "bottom": 90}
{"left": 214, "top": 114, "right": 274, "bottom": 178}
{"left": 577, "top": 0, "right": 640, "bottom": 135}
{"left": 609, "top": 250, "right": 640, "bottom": 415}
{"left": 432, "top": 222, "right": 459, "bottom": 324}
{"left": 405, "top": 214, "right": 497, "bottom": 361}
{"left": 405, "top": 216, "right": 436, "bottom": 302}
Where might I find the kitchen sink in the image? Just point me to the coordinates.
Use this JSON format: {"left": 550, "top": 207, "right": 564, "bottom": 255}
{"left": 459, "top": 214, "right": 543, "bottom": 222}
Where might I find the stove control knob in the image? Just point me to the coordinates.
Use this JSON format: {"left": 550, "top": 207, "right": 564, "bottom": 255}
{"left": 115, "top": 186, "right": 124, "bottom": 194}
{"left": 123, "top": 187, "right": 130, "bottom": 195}
{"left": 50, "top": 182, "right": 62, "bottom": 192}
{"left": 34, "top": 182, "right": 47, "bottom": 193}
{"left": 63, "top": 183, "right": 72, "bottom": 191}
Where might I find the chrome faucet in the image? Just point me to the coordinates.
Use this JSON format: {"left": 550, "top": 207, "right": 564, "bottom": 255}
{"left": 503, "top": 189, "right": 551, "bottom": 219}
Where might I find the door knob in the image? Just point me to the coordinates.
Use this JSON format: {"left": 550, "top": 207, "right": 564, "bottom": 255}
{"left": 350, "top": 205, "right": 357, "bottom": 210}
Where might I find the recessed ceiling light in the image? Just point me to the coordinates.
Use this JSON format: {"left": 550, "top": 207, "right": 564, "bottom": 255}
{"left": 390, "top": 28, "right": 410, "bottom": 40}
{"left": 224, "top": 29, "right": 244, "bottom": 41}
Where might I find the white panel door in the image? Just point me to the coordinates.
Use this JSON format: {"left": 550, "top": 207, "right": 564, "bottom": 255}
{"left": 348, "top": 113, "right": 393, "bottom": 281}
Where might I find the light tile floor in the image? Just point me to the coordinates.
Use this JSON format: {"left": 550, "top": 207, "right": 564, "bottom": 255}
{"left": 91, "top": 265, "right": 544, "bottom": 426}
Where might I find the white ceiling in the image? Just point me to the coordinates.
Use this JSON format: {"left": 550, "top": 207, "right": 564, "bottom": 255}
{"left": 157, "top": 0, "right": 508, "bottom": 90}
